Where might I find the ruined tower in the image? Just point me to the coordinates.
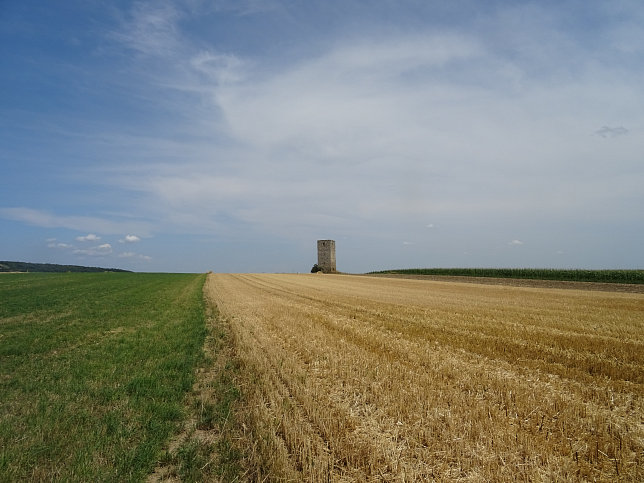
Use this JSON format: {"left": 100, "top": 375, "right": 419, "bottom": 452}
{"left": 317, "top": 240, "right": 336, "bottom": 273}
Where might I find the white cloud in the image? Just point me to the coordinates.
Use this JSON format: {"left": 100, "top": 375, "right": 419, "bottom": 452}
{"left": 82, "top": 2, "right": 642, "bottom": 250}
{"left": 118, "top": 251, "right": 151, "bottom": 261}
{"left": 119, "top": 234, "right": 141, "bottom": 243}
{"left": 45, "top": 236, "right": 151, "bottom": 262}
{"left": 74, "top": 243, "right": 113, "bottom": 256}
{"left": 118, "top": 251, "right": 136, "bottom": 257}
{"left": 76, "top": 233, "right": 101, "bottom": 242}
{"left": 0, "top": 207, "right": 152, "bottom": 236}
{"left": 190, "top": 51, "right": 247, "bottom": 85}
{"left": 109, "top": 1, "right": 182, "bottom": 57}
{"left": 48, "top": 242, "right": 72, "bottom": 249}
{"left": 211, "top": 0, "right": 280, "bottom": 17}
{"left": 509, "top": 240, "right": 524, "bottom": 246}
{"left": 170, "top": 31, "right": 636, "bottom": 237}
{"left": 214, "top": 35, "right": 484, "bottom": 154}
{"left": 16, "top": 1, "right": 639, "bottom": 271}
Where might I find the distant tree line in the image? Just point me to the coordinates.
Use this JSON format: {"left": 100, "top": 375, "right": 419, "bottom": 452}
{"left": 0, "top": 261, "right": 131, "bottom": 273}
{"left": 368, "top": 268, "right": 644, "bottom": 284}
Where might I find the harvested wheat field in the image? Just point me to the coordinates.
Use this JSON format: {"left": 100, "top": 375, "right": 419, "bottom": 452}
{"left": 205, "top": 273, "right": 644, "bottom": 481}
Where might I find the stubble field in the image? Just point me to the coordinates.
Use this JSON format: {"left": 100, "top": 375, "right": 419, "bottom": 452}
{"left": 206, "top": 273, "right": 644, "bottom": 481}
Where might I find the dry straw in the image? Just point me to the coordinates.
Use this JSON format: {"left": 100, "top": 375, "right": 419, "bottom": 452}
{"left": 205, "top": 273, "right": 644, "bottom": 481}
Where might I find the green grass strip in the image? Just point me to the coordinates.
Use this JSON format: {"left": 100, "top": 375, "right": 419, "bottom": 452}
{"left": 0, "top": 272, "right": 207, "bottom": 482}
{"left": 151, "top": 303, "right": 244, "bottom": 482}
{"left": 368, "top": 268, "right": 644, "bottom": 284}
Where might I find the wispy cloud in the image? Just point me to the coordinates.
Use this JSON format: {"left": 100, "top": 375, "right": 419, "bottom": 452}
{"left": 117, "top": 251, "right": 151, "bottom": 261}
{"left": 76, "top": 233, "right": 101, "bottom": 242}
{"left": 0, "top": 207, "right": 153, "bottom": 236}
{"left": 86, "top": 2, "right": 644, "bottom": 263}
{"left": 109, "top": 1, "right": 182, "bottom": 57}
{"left": 594, "top": 126, "right": 629, "bottom": 138}
{"left": 73, "top": 243, "right": 113, "bottom": 257}
{"left": 189, "top": 51, "right": 248, "bottom": 85}
{"left": 45, "top": 235, "right": 150, "bottom": 263}
{"left": 3, "top": 1, "right": 643, "bottom": 271}
{"left": 84, "top": 10, "right": 643, "bottom": 254}
{"left": 118, "top": 251, "right": 135, "bottom": 258}
{"left": 210, "top": 0, "right": 281, "bottom": 17}
{"left": 48, "top": 242, "right": 73, "bottom": 249}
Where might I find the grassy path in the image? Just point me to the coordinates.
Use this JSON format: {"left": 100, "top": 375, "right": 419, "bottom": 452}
{"left": 0, "top": 273, "right": 206, "bottom": 481}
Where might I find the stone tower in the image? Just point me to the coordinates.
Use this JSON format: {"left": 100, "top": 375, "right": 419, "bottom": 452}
{"left": 317, "top": 240, "right": 336, "bottom": 273}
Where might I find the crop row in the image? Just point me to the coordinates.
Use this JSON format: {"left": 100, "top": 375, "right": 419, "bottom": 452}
{"left": 207, "top": 273, "right": 644, "bottom": 481}
{"left": 370, "top": 268, "right": 644, "bottom": 283}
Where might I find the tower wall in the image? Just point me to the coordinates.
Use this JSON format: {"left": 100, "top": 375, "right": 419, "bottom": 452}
{"left": 317, "top": 240, "right": 336, "bottom": 273}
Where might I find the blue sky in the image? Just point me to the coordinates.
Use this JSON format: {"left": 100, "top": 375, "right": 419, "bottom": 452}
{"left": 1, "top": 0, "right": 643, "bottom": 273}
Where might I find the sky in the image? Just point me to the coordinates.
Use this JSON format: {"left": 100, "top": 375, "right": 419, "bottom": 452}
{"left": 1, "top": 0, "right": 643, "bottom": 273}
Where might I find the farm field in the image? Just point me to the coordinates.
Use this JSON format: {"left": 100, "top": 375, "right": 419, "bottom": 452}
{"left": 369, "top": 268, "right": 644, "bottom": 285}
{"left": 0, "top": 273, "right": 207, "bottom": 481}
{"left": 207, "top": 273, "right": 644, "bottom": 481}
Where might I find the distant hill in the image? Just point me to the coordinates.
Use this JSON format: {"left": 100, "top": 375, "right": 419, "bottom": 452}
{"left": 0, "top": 261, "right": 131, "bottom": 273}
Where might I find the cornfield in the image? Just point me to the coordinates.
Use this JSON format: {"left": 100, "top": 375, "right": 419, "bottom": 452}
{"left": 205, "top": 273, "right": 644, "bottom": 481}
{"left": 369, "top": 268, "right": 644, "bottom": 284}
